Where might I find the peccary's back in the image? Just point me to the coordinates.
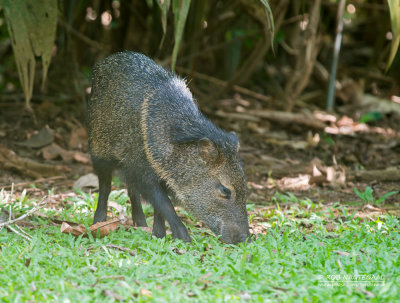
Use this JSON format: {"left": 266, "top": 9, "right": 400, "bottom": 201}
{"left": 87, "top": 52, "right": 201, "bottom": 169}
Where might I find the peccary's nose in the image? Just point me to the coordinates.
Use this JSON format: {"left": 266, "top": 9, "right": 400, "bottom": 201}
{"left": 220, "top": 223, "right": 251, "bottom": 245}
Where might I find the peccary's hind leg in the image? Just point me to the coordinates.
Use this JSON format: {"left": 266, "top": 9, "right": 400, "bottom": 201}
{"left": 127, "top": 188, "right": 148, "bottom": 227}
{"left": 142, "top": 183, "right": 190, "bottom": 242}
{"left": 152, "top": 209, "right": 166, "bottom": 238}
{"left": 93, "top": 161, "right": 112, "bottom": 224}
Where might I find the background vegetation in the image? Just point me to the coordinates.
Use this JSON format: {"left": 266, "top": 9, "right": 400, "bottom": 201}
{"left": 0, "top": 0, "right": 398, "bottom": 114}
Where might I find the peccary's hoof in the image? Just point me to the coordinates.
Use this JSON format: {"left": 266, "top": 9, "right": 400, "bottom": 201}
{"left": 93, "top": 214, "right": 107, "bottom": 224}
{"left": 134, "top": 219, "right": 148, "bottom": 227}
{"left": 152, "top": 226, "right": 166, "bottom": 239}
{"left": 173, "top": 228, "right": 191, "bottom": 243}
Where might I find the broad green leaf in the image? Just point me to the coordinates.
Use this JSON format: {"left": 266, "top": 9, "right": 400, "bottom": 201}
{"left": 2, "top": 0, "right": 57, "bottom": 109}
{"left": 376, "top": 191, "right": 398, "bottom": 204}
{"left": 353, "top": 188, "right": 363, "bottom": 200}
{"left": 171, "top": 0, "right": 191, "bottom": 71}
{"left": 156, "top": 0, "right": 171, "bottom": 35}
{"left": 386, "top": 0, "right": 400, "bottom": 71}
{"left": 258, "top": 0, "right": 275, "bottom": 49}
{"left": 364, "top": 186, "right": 374, "bottom": 202}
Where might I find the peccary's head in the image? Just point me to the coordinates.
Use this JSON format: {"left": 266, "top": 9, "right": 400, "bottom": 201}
{"left": 169, "top": 128, "right": 250, "bottom": 244}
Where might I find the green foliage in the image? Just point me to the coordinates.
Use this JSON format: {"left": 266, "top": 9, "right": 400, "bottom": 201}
{"left": 386, "top": 0, "right": 400, "bottom": 71}
{"left": 321, "top": 133, "right": 335, "bottom": 146}
{"left": 1, "top": 203, "right": 400, "bottom": 301}
{"left": 1, "top": 190, "right": 400, "bottom": 301}
{"left": 359, "top": 112, "right": 383, "bottom": 124}
{"left": 353, "top": 186, "right": 398, "bottom": 205}
{"left": 258, "top": 0, "right": 275, "bottom": 49}
{"left": 1, "top": 0, "right": 57, "bottom": 108}
{"left": 171, "top": 0, "right": 191, "bottom": 71}
{"left": 155, "top": 0, "right": 171, "bottom": 37}
{"left": 271, "top": 191, "right": 300, "bottom": 204}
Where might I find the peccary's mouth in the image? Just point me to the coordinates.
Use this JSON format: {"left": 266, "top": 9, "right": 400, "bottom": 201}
{"left": 218, "top": 221, "right": 251, "bottom": 245}
{"left": 203, "top": 217, "right": 250, "bottom": 244}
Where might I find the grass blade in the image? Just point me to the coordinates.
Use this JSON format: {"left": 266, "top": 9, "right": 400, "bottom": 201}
{"left": 258, "top": 0, "right": 275, "bottom": 49}
{"left": 171, "top": 0, "right": 191, "bottom": 71}
{"left": 386, "top": 0, "right": 400, "bottom": 71}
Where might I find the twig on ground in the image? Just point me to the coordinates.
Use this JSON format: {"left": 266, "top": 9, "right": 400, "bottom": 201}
{"left": 0, "top": 196, "right": 47, "bottom": 228}
{"left": 105, "top": 244, "right": 136, "bottom": 256}
{"left": 5, "top": 224, "right": 32, "bottom": 241}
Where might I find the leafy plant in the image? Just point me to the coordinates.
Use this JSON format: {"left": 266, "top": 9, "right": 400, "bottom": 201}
{"left": 359, "top": 112, "right": 383, "bottom": 124}
{"left": 353, "top": 186, "right": 398, "bottom": 204}
{"left": 1, "top": 0, "right": 57, "bottom": 109}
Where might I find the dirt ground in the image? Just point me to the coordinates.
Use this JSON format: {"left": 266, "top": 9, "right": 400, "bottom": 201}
{"left": 1, "top": 95, "right": 400, "bottom": 213}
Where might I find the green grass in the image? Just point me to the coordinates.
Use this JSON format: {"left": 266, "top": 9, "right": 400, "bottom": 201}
{"left": 0, "top": 190, "right": 399, "bottom": 302}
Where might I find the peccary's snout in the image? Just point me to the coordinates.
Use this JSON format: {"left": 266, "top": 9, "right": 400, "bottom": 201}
{"left": 220, "top": 222, "right": 251, "bottom": 245}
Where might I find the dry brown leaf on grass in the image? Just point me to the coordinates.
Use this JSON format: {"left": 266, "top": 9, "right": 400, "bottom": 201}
{"left": 140, "top": 289, "right": 152, "bottom": 297}
{"left": 60, "top": 218, "right": 152, "bottom": 238}
{"left": 61, "top": 219, "right": 122, "bottom": 238}
{"left": 60, "top": 222, "right": 87, "bottom": 237}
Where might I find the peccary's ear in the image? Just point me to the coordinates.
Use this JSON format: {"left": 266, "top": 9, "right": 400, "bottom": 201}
{"left": 198, "top": 138, "right": 219, "bottom": 162}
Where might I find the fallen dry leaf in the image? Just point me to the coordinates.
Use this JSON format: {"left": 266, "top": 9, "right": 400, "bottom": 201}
{"left": 60, "top": 218, "right": 152, "bottom": 238}
{"left": 69, "top": 127, "right": 88, "bottom": 150}
{"left": 72, "top": 151, "right": 91, "bottom": 164}
{"left": 61, "top": 219, "right": 122, "bottom": 238}
{"left": 140, "top": 289, "right": 152, "bottom": 297}
{"left": 90, "top": 219, "right": 122, "bottom": 237}
{"left": 41, "top": 143, "right": 73, "bottom": 162}
{"left": 60, "top": 222, "right": 87, "bottom": 237}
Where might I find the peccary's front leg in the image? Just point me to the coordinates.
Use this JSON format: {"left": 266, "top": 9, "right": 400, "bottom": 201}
{"left": 143, "top": 184, "right": 190, "bottom": 242}
{"left": 152, "top": 209, "right": 166, "bottom": 238}
{"left": 127, "top": 188, "right": 148, "bottom": 227}
{"left": 93, "top": 169, "right": 112, "bottom": 223}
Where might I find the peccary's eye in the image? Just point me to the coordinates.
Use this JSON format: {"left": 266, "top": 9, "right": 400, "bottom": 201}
{"left": 219, "top": 185, "right": 231, "bottom": 199}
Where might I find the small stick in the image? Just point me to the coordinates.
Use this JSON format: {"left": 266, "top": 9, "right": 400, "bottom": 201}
{"left": 0, "top": 197, "right": 47, "bottom": 228}
{"left": 6, "top": 225, "right": 32, "bottom": 241}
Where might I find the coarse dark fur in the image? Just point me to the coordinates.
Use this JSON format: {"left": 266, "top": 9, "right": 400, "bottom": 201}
{"left": 87, "top": 52, "right": 250, "bottom": 244}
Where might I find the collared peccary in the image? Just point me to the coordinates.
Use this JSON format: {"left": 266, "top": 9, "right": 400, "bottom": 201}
{"left": 87, "top": 52, "right": 250, "bottom": 244}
